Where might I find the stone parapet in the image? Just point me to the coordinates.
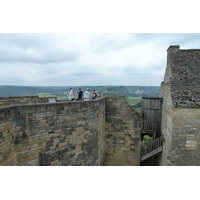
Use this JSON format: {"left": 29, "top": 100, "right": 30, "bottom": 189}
{"left": 0, "top": 96, "right": 142, "bottom": 166}
{"left": 0, "top": 97, "right": 106, "bottom": 166}
{"left": 0, "top": 96, "right": 54, "bottom": 106}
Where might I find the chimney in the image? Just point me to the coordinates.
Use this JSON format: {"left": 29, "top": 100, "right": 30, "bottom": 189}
{"left": 167, "top": 45, "right": 180, "bottom": 53}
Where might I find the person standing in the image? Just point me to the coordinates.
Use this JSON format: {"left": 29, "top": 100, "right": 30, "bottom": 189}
{"left": 77, "top": 88, "right": 83, "bottom": 100}
{"left": 92, "top": 89, "right": 99, "bottom": 99}
{"left": 68, "top": 88, "right": 74, "bottom": 101}
{"left": 83, "top": 88, "right": 92, "bottom": 100}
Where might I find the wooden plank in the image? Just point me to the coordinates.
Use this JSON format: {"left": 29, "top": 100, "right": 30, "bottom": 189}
{"left": 141, "top": 146, "right": 162, "bottom": 161}
{"left": 142, "top": 98, "right": 163, "bottom": 110}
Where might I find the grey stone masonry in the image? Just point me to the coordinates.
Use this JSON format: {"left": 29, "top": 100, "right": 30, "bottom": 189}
{"left": 167, "top": 45, "right": 200, "bottom": 107}
{"left": 159, "top": 45, "right": 200, "bottom": 166}
{"left": 0, "top": 95, "right": 142, "bottom": 166}
{"left": 0, "top": 96, "right": 54, "bottom": 106}
{"left": 0, "top": 97, "right": 106, "bottom": 166}
{"left": 104, "top": 96, "right": 142, "bottom": 166}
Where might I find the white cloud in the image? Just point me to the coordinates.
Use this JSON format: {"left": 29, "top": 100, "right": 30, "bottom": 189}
{"left": 0, "top": 33, "right": 200, "bottom": 86}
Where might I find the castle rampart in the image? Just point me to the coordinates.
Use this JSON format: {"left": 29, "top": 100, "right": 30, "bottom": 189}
{"left": 0, "top": 96, "right": 141, "bottom": 166}
{"left": 0, "top": 96, "right": 51, "bottom": 106}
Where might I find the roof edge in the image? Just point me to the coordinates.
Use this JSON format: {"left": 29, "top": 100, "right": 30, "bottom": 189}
{"left": 167, "top": 45, "right": 180, "bottom": 51}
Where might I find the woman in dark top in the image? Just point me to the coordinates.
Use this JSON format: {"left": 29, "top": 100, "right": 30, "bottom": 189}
{"left": 92, "top": 90, "right": 99, "bottom": 99}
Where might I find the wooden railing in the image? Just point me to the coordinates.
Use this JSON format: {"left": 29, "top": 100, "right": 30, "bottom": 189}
{"left": 141, "top": 136, "right": 163, "bottom": 156}
{"left": 142, "top": 120, "right": 161, "bottom": 137}
{"left": 142, "top": 120, "right": 157, "bottom": 131}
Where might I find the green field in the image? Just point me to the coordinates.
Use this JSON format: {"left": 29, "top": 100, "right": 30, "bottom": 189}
{"left": 37, "top": 93, "right": 68, "bottom": 100}
{"left": 134, "top": 107, "right": 141, "bottom": 112}
{"left": 127, "top": 97, "right": 141, "bottom": 112}
{"left": 57, "top": 96, "right": 68, "bottom": 100}
{"left": 127, "top": 97, "right": 141, "bottom": 105}
{"left": 37, "top": 93, "right": 54, "bottom": 97}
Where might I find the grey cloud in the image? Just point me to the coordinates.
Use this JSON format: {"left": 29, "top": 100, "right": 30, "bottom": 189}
{"left": 88, "top": 33, "right": 137, "bottom": 53}
{"left": 0, "top": 33, "right": 81, "bottom": 64}
{"left": 1, "top": 33, "right": 200, "bottom": 86}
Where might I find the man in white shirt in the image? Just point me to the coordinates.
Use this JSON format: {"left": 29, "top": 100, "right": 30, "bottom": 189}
{"left": 84, "top": 88, "right": 92, "bottom": 100}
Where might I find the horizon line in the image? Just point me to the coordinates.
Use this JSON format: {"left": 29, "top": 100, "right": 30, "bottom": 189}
{"left": 0, "top": 84, "right": 160, "bottom": 87}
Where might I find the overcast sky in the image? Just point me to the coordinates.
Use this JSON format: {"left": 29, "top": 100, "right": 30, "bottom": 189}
{"left": 0, "top": 33, "right": 200, "bottom": 86}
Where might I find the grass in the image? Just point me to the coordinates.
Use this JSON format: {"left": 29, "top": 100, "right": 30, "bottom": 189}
{"left": 127, "top": 97, "right": 141, "bottom": 105}
{"left": 126, "top": 97, "right": 141, "bottom": 113}
{"left": 134, "top": 107, "right": 141, "bottom": 112}
{"left": 37, "top": 93, "right": 68, "bottom": 100}
{"left": 36, "top": 93, "right": 54, "bottom": 97}
{"left": 57, "top": 96, "right": 68, "bottom": 100}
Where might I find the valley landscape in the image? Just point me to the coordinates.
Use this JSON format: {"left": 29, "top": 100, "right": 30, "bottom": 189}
{"left": 0, "top": 85, "right": 160, "bottom": 112}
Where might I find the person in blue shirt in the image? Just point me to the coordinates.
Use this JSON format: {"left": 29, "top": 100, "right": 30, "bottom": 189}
{"left": 77, "top": 88, "right": 83, "bottom": 100}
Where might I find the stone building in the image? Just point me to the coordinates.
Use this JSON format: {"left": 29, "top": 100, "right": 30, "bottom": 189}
{"left": 159, "top": 45, "right": 200, "bottom": 165}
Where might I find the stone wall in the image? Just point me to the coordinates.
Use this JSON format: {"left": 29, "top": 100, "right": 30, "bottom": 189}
{"left": 159, "top": 45, "right": 200, "bottom": 166}
{"left": 167, "top": 45, "right": 200, "bottom": 107}
{"left": 0, "top": 96, "right": 52, "bottom": 106}
{"left": 159, "top": 106, "right": 200, "bottom": 166}
{"left": 0, "top": 96, "right": 142, "bottom": 166}
{"left": 158, "top": 82, "right": 174, "bottom": 166}
{"left": 104, "top": 96, "right": 141, "bottom": 166}
{"left": 158, "top": 50, "right": 174, "bottom": 165}
{"left": 0, "top": 98, "right": 106, "bottom": 166}
{"left": 169, "top": 108, "right": 200, "bottom": 165}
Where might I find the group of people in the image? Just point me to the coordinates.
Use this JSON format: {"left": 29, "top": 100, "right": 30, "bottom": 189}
{"left": 67, "top": 88, "right": 99, "bottom": 101}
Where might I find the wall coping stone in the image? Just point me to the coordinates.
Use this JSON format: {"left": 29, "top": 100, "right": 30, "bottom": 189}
{"left": 0, "top": 96, "right": 106, "bottom": 111}
{"left": 0, "top": 95, "right": 39, "bottom": 98}
{"left": 167, "top": 45, "right": 180, "bottom": 51}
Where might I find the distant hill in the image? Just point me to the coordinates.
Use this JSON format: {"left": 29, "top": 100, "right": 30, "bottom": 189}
{"left": 100, "top": 86, "right": 131, "bottom": 95}
{"left": 99, "top": 86, "right": 160, "bottom": 97}
{"left": 0, "top": 85, "right": 160, "bottom": 98}
{"left": 0, "top": 85, "right": 67, "bottom": 97}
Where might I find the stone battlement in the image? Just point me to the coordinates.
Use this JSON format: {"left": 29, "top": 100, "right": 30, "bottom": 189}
{"left": 0, "top": 95, "right": 54, "bottom": 106}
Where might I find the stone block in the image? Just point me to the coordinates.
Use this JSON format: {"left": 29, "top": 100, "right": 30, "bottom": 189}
{"left": 185, "top": 140, "right": 197, "bottom": 150}
{"left": 51, "top": 159, "right": 59, "bottom": 166}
